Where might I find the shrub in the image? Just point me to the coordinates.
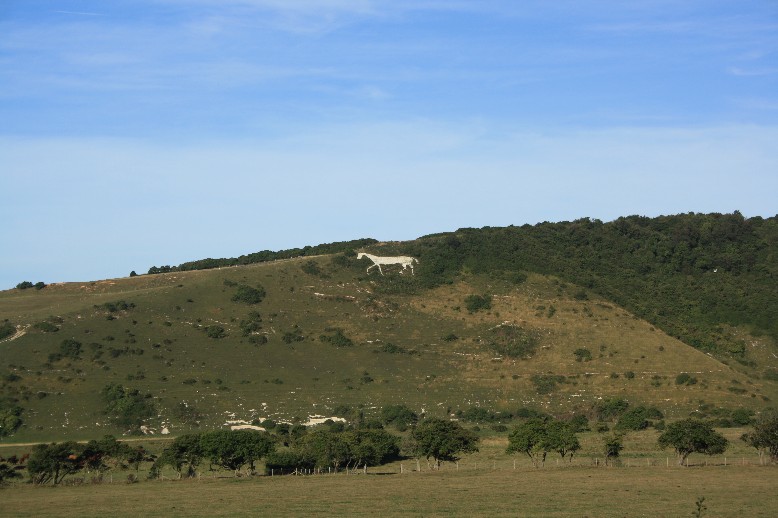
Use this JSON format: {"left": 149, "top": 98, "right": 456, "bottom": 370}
{"left": 531, "top": 375, "right": 565, "bottom": 395}
{"left": 15, "top": 281, "right": 34, "bottom": 290}
{"left": 489, "top": 325, "right": 538, "bottom": 359}
{"left": 301, "top": 260, "right": 326, "bottom": 277}
{"left": 34, "top": 321, "right": 59, "bottom": 333}
{"left": 205, "top": 326, "right": 226, "bottom": 339}
{"left": 624, "top": 371, "right": 636, "bottom": 379}
{"left": 464, "top": 294, "right": 492, "bottom": 313}
{"left": 573, "top": 348, "right": 592, "bottom": 362}
{"left": 676, "top": 373, "right": 698, "bottom": 386}
{"left": 0, "top": 323, "right": 16, "bottom": 340}
{"left": 319, "top": 329, "right": 353, "bottom": 348}
{"left": 231, "top": 284, "right": 266, "bottom": 305}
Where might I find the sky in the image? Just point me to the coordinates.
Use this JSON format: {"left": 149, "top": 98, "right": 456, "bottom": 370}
{"left": 1, "top": 0, "right": 777, "bottom": 289}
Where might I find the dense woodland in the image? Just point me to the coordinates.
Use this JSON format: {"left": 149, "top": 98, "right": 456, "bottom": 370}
{"left": 403, "top": 212, "right": 778, "bottom": 357}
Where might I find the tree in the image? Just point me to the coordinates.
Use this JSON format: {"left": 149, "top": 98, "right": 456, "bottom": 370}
{"left": 409, "top": 418, "right": 479, "bottom": 469}
{"left": 0, "top": 398, "right": 23, "bottom": 437}
{"left": 342, "top": 429, "right": 400, "bottom": 471}
{"left": 0, "top": 461, "right": 22, "bottom": 485}
{"left": 546, "top": 420, "right": 581, "bottom": 462}
{"left": 658, "top": 419, "right": 728, "bottom": 466}
{"left": 27, "top": 442, "right": 84, "bottom": 485}
{"left": 741, "top": 411, "right": 778, "bottom": 464}
{"left": 603, "top": 434, "right": 624, "bottom": 465}
{"left": 100, "top": 383, "right": 156, "bottom": 431}
{"left": 154, "top": 433, "right": 204, "bottom": 478}
{"left": 231, "top": 284, "right": 266, "bottom": 304}
{"left": 381, "top": 404, "right": 419, "bottom": 431}
{"left": 200, "top": 430, "right": 275, "bottom": 475}
{"left": 506, "top": 418, "right": 550, "bottom": 467}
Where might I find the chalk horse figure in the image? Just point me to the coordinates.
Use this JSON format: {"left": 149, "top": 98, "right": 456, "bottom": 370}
{"left": 357, "top": 253, "right": 419, "bottom": 276}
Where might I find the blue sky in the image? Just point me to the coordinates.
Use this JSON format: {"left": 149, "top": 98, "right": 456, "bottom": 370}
{"left": 2, "top": 1, "right": 777, "bottom": 289}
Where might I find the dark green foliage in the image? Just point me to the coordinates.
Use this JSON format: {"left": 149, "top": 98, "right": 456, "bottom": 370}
{"left": 15, "top": 281, "right": 34, "bottom": 290}
{"left": 0, "top": 461, "right": 22, "bottom": 484}
{"left": 301, "top": 260, "right": 326, "bottom": 277}
{"left": 200, "top": 430, "right": 275, "bottom": 473}
{"left": 0, "top": 398, "right": 24, "bottom": 437}
{"left": 205, "top": 325, "right": 226, "bottom": 339}
{"left": 615, "top": 406, "right": 663, "bottom": 431}
{"left": 676, "top": 373, "right": 698, "bottom": 385}
{"left": 658, "top": 419, "right": 728, "bottom": 465}
{"left": 604, "top": 434, "right": 624, "bottom": 462}
{"left": 741, "top": 411, "right": 778, "bottom": 463}
{"left": 489, "top": 325, "right": 539, "bottom": 359}
{"left": 95, "top": 300, "right": 136, "bottom": 313}
{"left": 442, "top": 333, "right": 459, "bottom": 342}
{"left": 464, "top": 294, "right": 492, "bottom": 313}
{"left": 402, "top": 213, "right": 778, "bottom": 355}
{"left": 319, "top": 328, "right": 354, "bottom": 347}
{"left": 0, "top": 322, "right": 15, "bottom": 340}
{"left": 374, "top": 342, "right": 418, "bottom": 355}
{"left": 282, "top": 329, "right": 304, "bottom": 344}
{"left": 34, "top": 281, "right": 46, "bottom": 290}
{"left": 239, "top": 312, "right": 263, "bottom": 336}
{"left": 148, "top": 238, "right": 378, "bottom": 274}
{"left": 231, "top": 284, "right": 266, "bottom": 305}
{"left": 129, "top": 271, "right": 138, "bottom": 277}
{"left": 409, "top": 418, "right": 479, "bottom": 468}
{"left": 27, "top": 441, "right": 84, "bottom": 484}
{"left": 506, "top": 418, "right": 581, "bottom": 467}
{"left": 33, "top": 321, "right": 59, "bottom": 333}
{"left": 100, "top": 383, "right": 156, "bottom": 430}
{"left": 58, "top": 339, "right": 82, "bottom": 360}
{"left": 531, "top": 375, "right": 565, "bottom": 395}
{"left": 573, "top": 348, "right": 592, "bottom": 362}
{"left": 153, "top": 434, "right": 204, "bottom": 478}
{"left": 594, "top": 398, "right": 630, "bottom": 421}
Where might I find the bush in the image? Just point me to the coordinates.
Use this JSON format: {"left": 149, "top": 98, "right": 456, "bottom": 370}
{"left": 319, "top": 329, "right": 353, "bottom": 348}
{"left": 489, "top": 325, "right": 539, "bottom": 359}
{"left": 33, "top": 322, "right": 59, "bottom": 333}
{"left": 205, "top": 326, "right": 226, "bottom": 339}
{"left": 301, "top": 260, "right": 326, "bottom": 277}
{"left": 231, "top": 284, "right": 266, "bottom": 305}
{"left": 573, "top": 348, "right": 592, "bottom": 362}
{"left": 531, "top": 375, "right": 565, "bottom": 395}
{"left": 0, "top": 323, "right": 16, "bottom": 341}
{"left": 464, "top": 294, "right": 492, "bottom": 313}
{"left": 15, "top": 281, "right": 34, "bottom": 290}
{"left": 675, "top": 373, "right": 698, "bottom": 386}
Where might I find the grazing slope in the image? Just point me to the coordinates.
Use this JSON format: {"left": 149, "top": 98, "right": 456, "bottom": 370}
{"left": 1, "top": 213, "right": 776, "bottom": 443}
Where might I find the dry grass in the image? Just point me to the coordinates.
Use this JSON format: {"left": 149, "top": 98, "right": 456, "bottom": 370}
{"left": 2, "top": 464, "right": 776, "bottom": 517}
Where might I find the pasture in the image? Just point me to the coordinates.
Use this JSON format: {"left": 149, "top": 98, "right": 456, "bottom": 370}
{"left": 2, "top": 463, "right": 776, "bottom": 517}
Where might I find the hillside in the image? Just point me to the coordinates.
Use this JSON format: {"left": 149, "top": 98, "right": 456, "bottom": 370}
{"left": 2, "top": 215, "right": 777, "bottom": 443}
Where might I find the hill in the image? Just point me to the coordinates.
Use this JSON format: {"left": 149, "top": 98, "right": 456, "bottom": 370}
{"left": 1, "top": 212, "right": 777, "bottom": 443}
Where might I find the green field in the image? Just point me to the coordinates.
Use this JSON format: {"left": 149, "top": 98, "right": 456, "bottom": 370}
{"left": 2, "top": 462, "right": 776, "bottom": 517}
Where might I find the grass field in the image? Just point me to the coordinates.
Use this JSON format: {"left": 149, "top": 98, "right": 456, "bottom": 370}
{"left": 2, "top": 463, "right": 776, "bottom": 517}
{"left": 2, "top": 428, "right": 774, "bottom": 517}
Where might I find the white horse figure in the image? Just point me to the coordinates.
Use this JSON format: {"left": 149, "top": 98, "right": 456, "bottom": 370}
{"left": 357, "top": 253, "right": 419, "bottom": 276}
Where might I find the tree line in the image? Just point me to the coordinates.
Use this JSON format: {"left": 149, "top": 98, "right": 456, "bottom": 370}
{"left": 4, "top": 410, "right": 776, "bottom": 486}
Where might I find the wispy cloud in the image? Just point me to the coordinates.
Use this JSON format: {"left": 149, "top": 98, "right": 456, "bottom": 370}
{"left": 52, "top": 10, "right": 106, "bottom": 17}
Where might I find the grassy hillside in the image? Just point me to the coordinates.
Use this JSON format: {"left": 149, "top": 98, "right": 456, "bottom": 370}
{"left": 2, "top": 243, "right": 776, "bottom": 443}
